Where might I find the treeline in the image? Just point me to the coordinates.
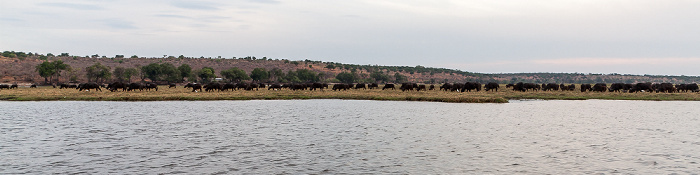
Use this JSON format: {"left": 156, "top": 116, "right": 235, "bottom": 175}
{"left": 6, "top": 50, "right": 700, "bottom": 84}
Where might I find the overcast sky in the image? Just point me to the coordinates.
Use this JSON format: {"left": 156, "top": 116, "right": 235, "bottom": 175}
{"left": 2, "top": 0, "right": 700, "bottom": 75}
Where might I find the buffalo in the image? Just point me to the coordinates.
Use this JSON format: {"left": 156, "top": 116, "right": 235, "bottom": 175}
{"left": 333, "top": 84, "right": 349, "bottom": 91}
{"left": 128, "top": 83, "right": 144, "bottom": 91}
{"left": 0, "top": 84, "right": 9, "bottom": 89}
{"left": 428, "top": 84, "right": 435, "bottom": 90}
{"left": 355, "top": 83, "right": 367, "bottom": 90}
{"left": 382, "top": 84, "right": 395, "bottom": 90}
{"left": 169, "top": 83, "right": 176, "bottom": 88}
{"left": 462, "top": 82, "right": 481, "bottom": 92}
{"left": 143, "top": 83, "right": 158, "bottom": 91}
{"left": 440, "top": 83, "right": 453, "bottom": 91}
{"left": 204, "top": 82, "right": 222, "bottom": 92}
{"left": 309, "top": 83, "right": 325, "bottom": 91}
{"left": 580, "top": 84, "right": 592, "bottom": 92}
{"left": 608, "top": 83, "right": 625, "bottom": 92}
{"left": 400, "top": 83, "right": 414, "bottom": 91}
{"left": 542, "top": 83, "right": 559, "bottom": 91}
{"left": 268, "top": 83, "right": 282, "bottom": 91}
{"left": 368, "top": 83, "right": 379, "bottom": 89}
{"left": 450, "top": 83, "right": 464, "bottom": 92}
{"left": 654, "top": 83, "right": 675, "bottom": 93}
{"left": 107, "top": 82, "right": 128, "bottom": 92}
{"left": 190, "top": 83, "right": 202, "bottom": 92}
{"left": 484, "top": 82, "right": 499, "bottom": 92}
{"left": 416, "top": 84, "right": 427, "bottom": 91}
{"left": 221, "top": 83, "right": 236, "bottom": 91}
{"left": 10, "top": 84, "right": 18, "bottom": 89}
{"left": 629, "top": 82, "right": 653, "bottom": 93}
{"left": 30, "top": 84, "right": 37, "bottom": 88}
{"left": 592, "top": 83, "right": 607, "bottom": 92}
{"left": 77, "top": 82, "right": 102, "bottom": 91}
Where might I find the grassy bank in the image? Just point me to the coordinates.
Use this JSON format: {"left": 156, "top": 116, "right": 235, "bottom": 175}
{"left": 1, "top": 85, "right": 699, "bottom": 103}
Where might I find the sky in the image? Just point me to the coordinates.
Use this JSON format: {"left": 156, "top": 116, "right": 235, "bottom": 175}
{"left": 2, "top": 0, "right": 700, "bottom": 76}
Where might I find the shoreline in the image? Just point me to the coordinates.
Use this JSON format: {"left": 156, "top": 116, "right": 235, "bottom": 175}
{"left": 3, "top": 86, "right": 700, "bottom": 103}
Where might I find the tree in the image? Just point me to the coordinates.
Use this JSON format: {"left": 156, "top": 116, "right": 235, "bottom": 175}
{"left": 113, "top": 67, "right": 127, "bottom": 82}
{"left": 36, "top": 61, "right": 56, "bottom": 83}
{"left": 336, "top": 72, "right": 356, "bottom": 84}
{"left": 294, "top": 69, "right": 319, "bottom": 82}
{"left": 140, "top": 63, "right": 162, "bottom": 82}
{"left": 250, "top": 68, "right": 269, "bottom": 82}
{"left": 85, "top": 62, "right": 111, "bottom": 82}
{"left": 370, "top": 71, "right": 390, "bottom": 83}
{"left": 160, "top": 63, "right": 181, "bottom": 83}
{"left": 197, "top": 67, "right": 216, "bottom": 83}
{"left": 123, "top": 68, "right": 138, "bottom": 83}
{"left": 35, "top": 60, "right": 70, "bottom": 84}
{"left": 269, "top": 68, "right": 284, "bottom": 82}
{"left": 220, "top": 67, "right": 250, "bottom": 82}
{"left": 325, "top": 64, "right": 336, "bottom": 69}
{"left": 178, "top": 64, "right": 192, "bottom": 82}
{"left": 394, "top": 72, "right": 406, "bottom": 83}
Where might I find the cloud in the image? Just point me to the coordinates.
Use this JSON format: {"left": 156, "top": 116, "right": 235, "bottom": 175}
{"left": 248, "top": 0, "right": 280, "bottom": 4}
{"left": 170, "top": 1, "right": 221, "bottom": 10}
{"left": 101, "top": 19, "right": 138, "bottom": 29}
{"left": 531, "top": 58, "right": 700, "bottom": 66}
{"left": 37, "top": 2, "right": 104, "bottom": 10}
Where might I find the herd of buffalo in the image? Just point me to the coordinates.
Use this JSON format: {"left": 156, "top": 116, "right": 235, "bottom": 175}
{"left": 1, "top": 81, "right": 699, "bottom": 93}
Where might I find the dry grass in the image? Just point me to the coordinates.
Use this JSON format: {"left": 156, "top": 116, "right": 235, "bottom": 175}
{"left": 2, "top": 85, "right": 699, "bottom": 103}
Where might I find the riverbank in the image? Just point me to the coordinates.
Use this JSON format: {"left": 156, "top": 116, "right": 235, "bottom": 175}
{"left": 3, "top": 86, "right": 700, "bottom": 103}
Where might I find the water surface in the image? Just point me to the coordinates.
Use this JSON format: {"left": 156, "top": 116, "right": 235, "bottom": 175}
{"left": 1, "top": 100, "right": 699, "bottom": 174}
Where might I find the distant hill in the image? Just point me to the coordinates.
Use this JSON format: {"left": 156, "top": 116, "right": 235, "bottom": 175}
{"left": 2, "top": 51, "right": 700, "bottom": 84}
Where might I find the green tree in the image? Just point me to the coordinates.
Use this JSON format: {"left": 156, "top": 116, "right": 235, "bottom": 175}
{"left": 220, "top": 67, "right": 250, "bottom": 82}
{"left": 113, "top": 67, "right": 127, "bottom": 82}
{"left": 370, "top": 71, "right": 390, "bottom": 83}
{"left": 294, "top": 69, "right": 319, "bottom": 82}
{"left": 197, "top": 67, "right": 216, "bottom": 83}
{"left": 36, "top": 61, "right": 56, "bottom": 83}
{"left": 124, "top": 68, "right": 138, "bottom": 83}
{"left": 394, "top": 72, "right": 406, "bottom": 83}
{"left": 160, "top": 63, "right": 181, "bottom": 83}
{"left": 269, "top": 68, "right": 284, "bottom": 82}
{"left": 85, "top": 62, "right": 111, "bottom": 82}
{"left": 250, "top": 68, "right": 269, "bottom": 82}
{"left": 178, "top": 64, "right": 192, "bottom": 82}
{"left": 336, "top": 72, "right": 357, "bottom": 84}
{"left": 140, "top": 63, "right": 162, "bottom": 82}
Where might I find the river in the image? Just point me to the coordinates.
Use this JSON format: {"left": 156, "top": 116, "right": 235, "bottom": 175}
{"left": 1, "top": 100, "right": 699, "bottom": 174}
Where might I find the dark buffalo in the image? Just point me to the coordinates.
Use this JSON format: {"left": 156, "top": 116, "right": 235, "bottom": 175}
{"left": 382, "top": 84, "right": 395, "bottom": 90}
{"left": 310, "top": 83, "right": 325, "bottom": 91}
{"left": 204, "top": 82, "right": 222, "bottom": 92}
{"left": 10, "top": 84, "right": 18, "bottom": 89}
{"left": 580, "top": 84, "right": 592, "bottom": 92}
{"left": 505, "top": 84, "right": 514, "bottom": 89}
{"left": 190, "top": 83, "right": 202, "bottom": 92}
{"left": 679, "top": 83, "right": 699, "bottom": 92}
{"left": 560, "top": 84, "right": 575, "bottom": 91}
{"left": 0, "top": 84, "right": 9, "bottom": 89}
{"left": 416, "top": 84, "right": 427, "bottom": 91}
{"left": 290, "top": 83, "right": 306, "bottom": 91}
{"left": 30, "top": 84, "right": 37, "bottom": 88}
{"left": 355, "top": 83, "right": 367, "bottom": 90}
{"left": 428, "top": 84, "right": 435, "bottom": 90}
{"left": 368, "top": 83, "right": 379, "bottom": 89}
{"left": 592, "top": 83, "right": 607, "bottom": 92}
{"left": 629, "top": 82, "right": 653, "bottom": 93}
{"left": 169, "top": 83, "right": 176, "bottom": 88}
{"left": 450, "top": 83, "right": 464, "bottom": 92}
{"left": 128, "top": 83, "right": 144, "bottom": 91}
{"left": 608, "top": 83, "right": 624, "bottom": 92}
{"left": 513, "top": 82, "right": 526, "bottom": 92}
{"left": 184, "top": 83, "right": 194, "bottom": 89}
{"left": 144, "top": 83, "right": 158, "bottom": 91}
{"left": 245, "top": 83, "right": 259, "bottom": 91}
{"left": 221, "top": 83, "right": 236, "bottom": 91}
{"left": 400, "top": 83, "right": 414, "bottom": 91}
{"left": 484, "top": 82, "right": 499, "bottom": 92}
{"left": 78, "top": 82, "right": 102, "bottom": 91}
{"left": 268, "top": 83, "right": 282, "bottom": 91}
{"left": 440, "top": 83, "right": 452, "bottom": 91}
{"left": 462, "top": 82, "right": 481, "bottom": 92}
{"left": 542, "top": 83, "right": 559, "bottom": 91}
{"left": 333, "top": 84, "right": 349, "bottom": 91}
{"left": 654, "top": 83, "right": 675, "bottom": 93}
{"left": 107, "top": 82, "right": 128, "bottom": 92}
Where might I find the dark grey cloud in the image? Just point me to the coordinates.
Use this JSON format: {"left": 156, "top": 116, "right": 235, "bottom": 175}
{"left": 171, "top": 1, "right": 221, "bottom": 10}
{"left": 37, "top": 2, "right": 104, "bottom": 10}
